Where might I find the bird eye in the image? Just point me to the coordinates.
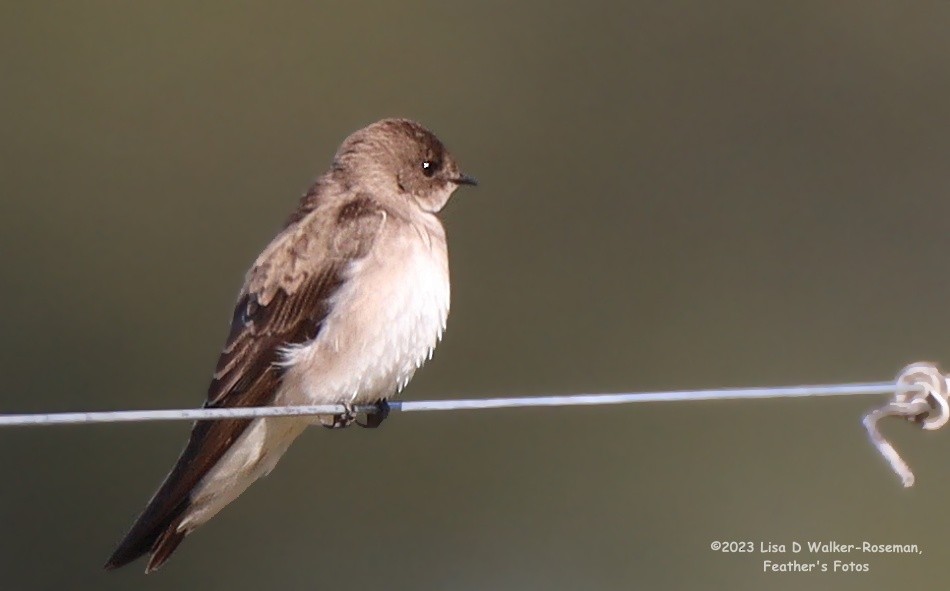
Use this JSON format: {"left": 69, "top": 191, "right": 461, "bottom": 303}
{"left": 421, "top": 160, "right": 437, "bottom": 177}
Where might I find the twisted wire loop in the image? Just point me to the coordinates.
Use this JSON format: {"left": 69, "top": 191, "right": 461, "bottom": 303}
{"left": 863, "top": 362, "right": 950, "bottom": 488}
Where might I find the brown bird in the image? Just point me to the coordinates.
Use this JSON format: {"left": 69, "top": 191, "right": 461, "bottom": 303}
{"left": 105, "top": 118, "right": 476, "bottom": 572}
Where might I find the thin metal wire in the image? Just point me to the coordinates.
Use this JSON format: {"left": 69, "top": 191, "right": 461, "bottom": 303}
{"left": 0, "top": 381, "right": 904, "bottom": 427}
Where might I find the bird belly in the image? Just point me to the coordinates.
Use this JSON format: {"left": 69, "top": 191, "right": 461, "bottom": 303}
{"left": 180, "top": 226, "right": 448, "bottom": 530}
{"left": 279, "top": 228, "right": 450, "bottom": 408}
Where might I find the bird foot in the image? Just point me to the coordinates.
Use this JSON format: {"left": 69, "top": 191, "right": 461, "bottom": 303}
{"left": 319, "top": 404, "right": 358, "bottom": 429}
{"left": 357, "top": 400, "right": 390, "bottom": 429}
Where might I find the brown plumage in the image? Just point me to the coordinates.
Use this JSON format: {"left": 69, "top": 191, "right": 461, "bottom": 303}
{"left": 105, "top": 119, "right": 475, "bottom": 572}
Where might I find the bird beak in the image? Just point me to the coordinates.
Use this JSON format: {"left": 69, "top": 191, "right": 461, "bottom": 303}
{"left": 451, "top": 174, "right": 478, "bottom": 187}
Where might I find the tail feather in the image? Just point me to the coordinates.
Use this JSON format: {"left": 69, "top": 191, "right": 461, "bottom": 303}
{"left": 146, "top": 521, "right": 188, "bottom": 573}
{"left": 104, "top": 414, "right": 258, "bottom": 572}
{"left": 103, "top": 497, "right": 188, "bottom": 571}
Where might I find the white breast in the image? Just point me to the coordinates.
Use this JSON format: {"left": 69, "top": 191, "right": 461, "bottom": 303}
{"left": 278, "top": 216, "right": 450, "bottom": 407}
{"left": 183, "top": 213, "right": 450, "bottom": 529}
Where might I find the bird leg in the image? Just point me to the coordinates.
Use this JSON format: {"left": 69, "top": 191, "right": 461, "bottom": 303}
{"left": 357, "top": 399, "right": 390, "bottom": 429}
{"left": 319, "top": 404, "right": 359, "bottom": 429}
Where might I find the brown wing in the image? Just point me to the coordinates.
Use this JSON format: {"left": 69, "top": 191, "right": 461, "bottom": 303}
{"left": 105, "top": 194, "right": 384, "bottom": 572}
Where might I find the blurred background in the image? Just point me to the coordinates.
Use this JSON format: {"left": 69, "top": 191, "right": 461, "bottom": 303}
{"left": 1, "top": 2, "right": 949, "bottom": 589}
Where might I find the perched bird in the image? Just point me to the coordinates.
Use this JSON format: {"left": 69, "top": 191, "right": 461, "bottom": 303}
{"left": 105, "top": 118, "right": 476, "bottom": 572}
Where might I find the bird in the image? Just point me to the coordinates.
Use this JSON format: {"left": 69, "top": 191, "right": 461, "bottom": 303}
{"left": 104, "top": 118, "right": 477, "bottom": 572}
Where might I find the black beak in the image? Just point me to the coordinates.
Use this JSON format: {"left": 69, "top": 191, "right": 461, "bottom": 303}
{"left": 451, "top": 174, "right": 478, "bottom": 187}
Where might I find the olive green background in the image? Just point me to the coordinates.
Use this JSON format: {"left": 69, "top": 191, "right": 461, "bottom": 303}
{"left": 1, "top": 2, "right": 949, "bottom": 589}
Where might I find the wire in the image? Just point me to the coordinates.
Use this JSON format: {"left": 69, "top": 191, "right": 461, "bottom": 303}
{"left": 2, "top": 367, "right": 943, "bottom": 490}
{"left": 0, "top": 381, "right": 903, "bottom": 427}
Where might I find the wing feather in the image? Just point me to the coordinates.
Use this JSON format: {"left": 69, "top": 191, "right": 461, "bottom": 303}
{"left": 105, "top": 193, "right": 385, "bottom": 571}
